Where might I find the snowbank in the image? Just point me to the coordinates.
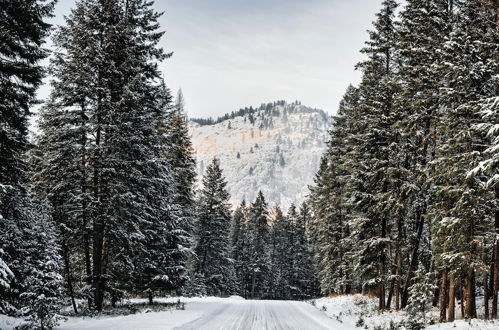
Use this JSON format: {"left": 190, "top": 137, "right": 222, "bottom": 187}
{"left": 311, "top": 295, "right": 406, "bottom": 329}
{"left": 0, "top": 314, "right": 25, "bottom": 330}
{"left": 426, "top": 319, "right": 499, "bottom": 330}
{"left": 311, "top": 295, "right": 499, "bottom": 330}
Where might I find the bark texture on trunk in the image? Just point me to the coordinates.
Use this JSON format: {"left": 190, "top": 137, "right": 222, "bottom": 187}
{"left": 439, "top": 270, "right": 448, "bottom": 322}
{"left": 448, "top": 276, "right": 456, "bottom": 322}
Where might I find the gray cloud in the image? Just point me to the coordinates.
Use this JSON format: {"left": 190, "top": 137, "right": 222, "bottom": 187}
{"left": 38, "top": 0, "right": 383, "bottom": 119}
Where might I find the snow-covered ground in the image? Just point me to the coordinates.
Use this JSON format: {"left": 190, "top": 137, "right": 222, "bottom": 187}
{"left": 4, "top": 295, "right": 499, "bottom": 329}
{"left": 311, "top": 295, "right": 499, "bottom": 330}
{"left": 312, "top": 295, "right": 405, "bottom": 329}
{"left": 173, "top": 298, "right": 339, "bottom": 330}
{"left": 1, "top": 296, "right": 339, "bottom": 330}
{"left": 0, "top": 314, "right": 25, "bottom": 330}
{"left": 54, "top": 296, "right": 340, "bottom": 330}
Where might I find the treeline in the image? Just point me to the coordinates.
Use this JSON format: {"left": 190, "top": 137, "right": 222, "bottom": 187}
{"left": 0, "top": 1, "right": 318, "bottom": 329}
{"left": 190, "top": 100, "right": 327, "bottom": 126}
{"left": 187, "top": 159, "right": 318, "bottom": 300}
{"left": 308, "top": 0, "right": 498, "bottom": 328}
{"left": 1, "top": 0, "right": 197, "bottom": 328}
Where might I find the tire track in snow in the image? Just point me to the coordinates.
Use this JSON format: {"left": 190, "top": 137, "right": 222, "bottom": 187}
{"left": 174, "top": 299, "right": 342, "bottom": 330}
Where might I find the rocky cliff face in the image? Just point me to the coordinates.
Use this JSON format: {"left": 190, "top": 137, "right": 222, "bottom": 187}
{"left": 189, "top": 102, "right": 330, "bottom": 209}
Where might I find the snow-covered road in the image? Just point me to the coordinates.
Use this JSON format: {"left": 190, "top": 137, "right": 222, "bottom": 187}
{"left": 53, "top": 297, "right": 348, "bottom": 330}
{"left": 174, "top": 299, "right": 341, "bottom": 330}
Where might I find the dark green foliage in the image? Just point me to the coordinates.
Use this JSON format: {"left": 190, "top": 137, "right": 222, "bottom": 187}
{"left": 189, "top": 158, "right": 236, "bottom": 296}
{"left": 34, "top": 0, "right": 188, "bottom": 311}
{"left": 0, "top": 0, "right": 64, "bottom": 326}
{"left": 309, "top": 0, "right": 499, "bottom": 324}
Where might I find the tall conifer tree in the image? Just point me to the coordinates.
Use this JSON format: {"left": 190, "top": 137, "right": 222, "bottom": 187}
{"left": 190, "top": 158, "right": 236, "bottom": 296}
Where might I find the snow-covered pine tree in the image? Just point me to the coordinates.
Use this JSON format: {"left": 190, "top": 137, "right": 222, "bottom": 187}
{"left": 347, "top": 0, "right": 400, "bottom": 309}
{"left": 429, "top": 0, "right": 499, "bottom": 320}
{"left": 35, "top": 0, "right": 123, "bottom": 310}
{"left": 230, "top": 201, "right": 249, "bottom": 297}
{"left": 0, "top": 195, "right": 65, "bottom": 327}
{"left": 472, "top": 96, "right": 499, "bottom": 319}
{"left": 163, "top": 88, "right": 197, "bottom": 262}
{"left": 0, "top": 0, "right": 54, "bottom": 188}
{"left": 190, "top": 158, "right": 236, "bottom": 296}
{"left": 246, "top": 191, "right": 271, "bottom": 299}
{"left": 126, "top": 81, "right": 191, "bottom": 304}
{"left": 18, "top": 208, "right": 65, "bottom": 329}
{"left": 461, "top": 0, "right": 499, "bottom": 319}
{"left": 0, "top": 0, "right": 64, "bottom": 323}
{"left": 308, "top": 85, "right": 360, "bottom": 296}
{"left": 0, "top": 249, "right": 13, "bottom": 313}
{"left": 291, "top": 202, "right": 317, "bottom": 299}
{"left": 395, "top": 0, "right": 454, "bottom": 308}
{"left": 405, "top": 265, "right": 434, "bottom": 330}
{"left": 268, "top": 205, "right": 292, "bottom": 299}
{"left": 35, "top": 0, "right": 183, "bottom": 310}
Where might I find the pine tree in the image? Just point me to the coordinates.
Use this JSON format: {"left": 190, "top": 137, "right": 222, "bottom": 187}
{"left": 246, "top": 191, "right": 270, "bottom": 299}
{"left": 308, "top": 0, "right": 499, "bottom": 323}
{"left": 230, "top": 201, "right": 249, "bottom": 296}
{"left": 429, "top": 0, "right": 499, "bottom": 320}
{"left": 164, "top": 88, "right": 196, "bottom": 226}
{"left": 268, "top": 205, "right": 293, "bottom": 299}
{"left": 19, "top": 211, "right": 65, "bottom": 329}
{"left": 308, "top": 85, "right": 360, "bottom": 295}
{"left": 395, "top": 0, "right": 454, "bottom": 308}
{"left": 159, "top": 88, "right": 196, "bottom": 295}
{"left": 347, "top": 0, "right": 400, "bottom": 309}
{"left": 190, "top": 158, "right": 236, "bottom": 296}
{"left": 405, "top": 265, "right": 434, "bottom": 330}
{"left": 35, "top": 0, "right": 183, "bottom": 310}
{"left": 0, "top": 0, "right": 63, "bottom": 323}
{"left": 291, "top": 202, "right": 318, "bottom": 299}
{"left": 0, "top": 0, "right": 54, "bottom": 187}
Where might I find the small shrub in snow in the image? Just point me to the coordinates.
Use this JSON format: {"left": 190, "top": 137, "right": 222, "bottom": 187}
{"left": 404, "top": 265, "right": 434, "bottom": 330}
{"left": 353, "top": 295, "right": 369, "bottom": 306}
{"left": 389, "top": 320, "right": 399, "bottom": 330}
{"left": 356, "top": 315, "right": 365, "bottom": 327}
{"left": 175, "top": 299, "right": 185, "bottom": 310}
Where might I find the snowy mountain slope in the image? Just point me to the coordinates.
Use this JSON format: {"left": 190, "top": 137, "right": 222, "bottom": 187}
{"left": 189, "top": 102, "right": 330, "bottom": 209}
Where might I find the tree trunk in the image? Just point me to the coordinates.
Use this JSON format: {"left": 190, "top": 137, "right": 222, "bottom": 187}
{"left": 402, "top": 213, "right": 425, "bottom": 308}
{"left": 485, "top": 270, "right": 490, "bottom": 320}
{"left": 148, "top": 289, "right": 154, "bottom": 305}
{"left": 395, "top": 228, "right": 402, "bottom": 310}
{"left": 379, "top": 267, "right": 386, "bottom": 309}
{"left": 439, "top": 270, "right": 448, "bottom": 322}
{"left": 494, "top": 243, "right": 499, "bottom": 319}
{"left": 460, "top": 280, "right": 465, "bottom": 318}
{"left": 448, "top": 276, "right": 456, "bottom": 322}
{"left": 493, "top": 185, "right": 499, "bottom": 319}
{"left": 464, "top": 271, "right": 474, "bottom": 319}
{"left": 92, "top": 226, "right": 105, "bottom": 311}
{"left": 471, "top": 273, "right": 477, "bottom": 318}
{"left": 251, "top": 274, "right": 256, "bottom": 299}
{"left": 80, "top": 101, "right": 92, "bottom": 309}
{"left": 430, "top": 259, "right": 439, "bottom": 307}
{"left": 62, "top": 241, "right": 78, "bottom": 314}
{"left": 386, "top": 278, "right": 395, "bottom": 309}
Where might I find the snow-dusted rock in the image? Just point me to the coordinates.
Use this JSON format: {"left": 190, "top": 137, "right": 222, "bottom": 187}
{"left": 190, "top": 102, "right": 330, "bottom": 209}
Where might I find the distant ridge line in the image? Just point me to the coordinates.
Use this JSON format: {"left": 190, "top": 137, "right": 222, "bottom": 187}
{"left": 190, "top": 100, "right": 327, "bottom": 126}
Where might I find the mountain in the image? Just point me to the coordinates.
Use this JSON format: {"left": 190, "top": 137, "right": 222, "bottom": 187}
{"left": 189, "top": 101, "right": 331, "bottom": 209}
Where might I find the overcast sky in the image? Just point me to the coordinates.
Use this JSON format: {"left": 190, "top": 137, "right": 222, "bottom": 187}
{"left": 38, "top": 0, "right": 383, "bottom": 118}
